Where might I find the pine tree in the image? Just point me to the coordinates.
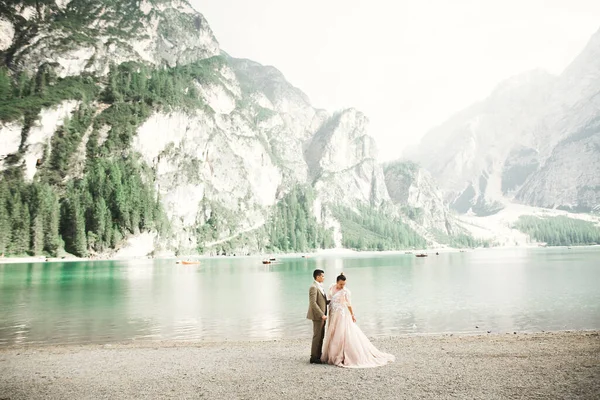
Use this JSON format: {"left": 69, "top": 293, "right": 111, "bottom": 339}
{"left": 0, "top": 182, "right": 9, "bottom": 254}
{"left": 20, "top": 204, "right": 31, "bottom": 255}
{"left": 72, "top": 199, "right": 88, "bottom": 257}
{"left": 0, "top": 67, "right": 11, "bottom": 100}
{"left": 91, "top": 197, "right": 107, "bottom": 247}
{"left": 44, "top": 191, "right": 61, "bottom": 256}
{"left": 61, "top": 193, "right": 88, "bottom": 257}
{"left": 8, "top": 193, "right": 25, "bottom": 255}
{"left": 36, "top": 70, "right": 47, "bottom": 96}
{"left": 16, "top": 72, "right": 30, "bottom": 98}
{"left": 31, "top": 214, "right": 44, "bottom": 255}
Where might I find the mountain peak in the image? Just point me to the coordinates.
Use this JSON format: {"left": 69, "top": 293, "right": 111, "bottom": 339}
{"left": 411, "top": 25, "right": 600, "bottom": 213}
{"left": 2, "top": 0, "right": 220, "bottom": 77}
{"left": 554, "top": 25, "right": 600, "bottom": 101}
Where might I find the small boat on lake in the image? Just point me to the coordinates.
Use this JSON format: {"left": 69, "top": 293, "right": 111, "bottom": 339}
{"left": 415, "top": 254, "right": 428, "bottom": 258}
{"left": 181, "top": 261, "right": 201, "bottom": 265}
{"left": 262, "top": 260, "right": 272, "bottom": 264}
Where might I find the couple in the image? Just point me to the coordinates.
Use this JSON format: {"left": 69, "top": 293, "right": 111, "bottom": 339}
{"left": 307, "top": 269, "right": 395, "bottom": 368}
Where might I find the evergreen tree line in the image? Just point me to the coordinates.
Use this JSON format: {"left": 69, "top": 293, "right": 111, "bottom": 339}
{"left": 0, "top": 179, "right": 60, "bottom": 256}
{"left": 0, "top": 55, "right": 224, "bottom": 148}
{"left": 0, "top": 56, "right": 222, "bottom": 256}
{"left": 515, "top": 215, "right": 600, "bottom": 246}
{"left": 448, "top": 233, "right": 490, "bottom": 248}
{"left": 433, "top": 231, "right": 491, "bottom": 249}
{"left": 0, "top": 56, "right": 227, "bottom": 257}
{"left": 60, "top": 158, "right": 167, "bottom": 257}
{"left": 94, "top": 56, "right": 226, "bottom": 152}
{"left": 333, "top": 205, "right": 427, "bottom": 251}
{"left": 264, "top": 186, "right": 335, "bottom": 252}
{"left": 0, "top": 66, "right": 98, "bottom": 122}
{"left": 194, "top": 186, "right": 335, "bottom": 254}
{"left": 42, "top": 103, "right": 95, "bottom": 184}
{"left": 0, "top": 159, "right": 166, "bottom": 257}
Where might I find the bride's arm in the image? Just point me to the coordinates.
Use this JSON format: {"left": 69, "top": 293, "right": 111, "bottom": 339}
{"left": 344, "top": 290, "right": 356, "bottom": 323}
{"left": 347, "top": 304, "right": 356, "bottom": 323}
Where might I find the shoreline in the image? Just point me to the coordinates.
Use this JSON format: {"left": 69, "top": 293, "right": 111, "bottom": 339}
{"left": 1, "top": 328, "right": 598, "bottom": 350}
{"left": 1, "top": 331, "right": 598, "bottom": 399}
{"left": 1, "top": 244, "right": 598, "bottom": 265}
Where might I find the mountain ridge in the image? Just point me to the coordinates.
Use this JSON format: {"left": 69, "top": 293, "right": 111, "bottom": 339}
{"left": 411, "top": 26, "right": 600, "bottom": 214}
{"left": 1, "top": 0, "right": 598, "bottom": 258}
{"left": 0, "top": 0, "right": 444, "bottom": 257}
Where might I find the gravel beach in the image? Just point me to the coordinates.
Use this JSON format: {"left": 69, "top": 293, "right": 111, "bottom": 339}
{"left": 1, "top": 331, "right": 599, "bottom": 399}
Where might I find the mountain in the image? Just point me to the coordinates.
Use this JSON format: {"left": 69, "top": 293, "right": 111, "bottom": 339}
{"left": 383, "top": 161, "right": 454, "bottom": 237}
{"left": 515, "top": 28, "right": 600, "bottom": 212}
{"left": 412, "top": 27, "right": 600, "bottom": 214}
{"left": 0, "top": 0, "right": 443, "bottom": 257}
{"left": 412, "top": 69, "right": 556, "bottom": 215}
{"left": 0, "top": 0, "right": 219, "bottom": 77}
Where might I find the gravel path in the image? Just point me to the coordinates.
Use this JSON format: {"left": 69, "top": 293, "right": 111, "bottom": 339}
{"left": 1, "top": 331, "right": 599, "bottom": 399}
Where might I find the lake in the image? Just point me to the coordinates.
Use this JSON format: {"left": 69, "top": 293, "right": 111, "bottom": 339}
{"left": 1, "top": 248, "right": 599, "bottom": 346}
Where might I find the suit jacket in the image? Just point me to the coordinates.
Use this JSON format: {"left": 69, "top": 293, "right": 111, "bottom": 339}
{"left": 306, "top": 282, "right": 328, "bottom": 320}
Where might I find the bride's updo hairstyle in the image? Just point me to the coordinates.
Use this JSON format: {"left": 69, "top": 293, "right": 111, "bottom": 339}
{"left": 336, "top": 272, "right": 346, "bottom": 282}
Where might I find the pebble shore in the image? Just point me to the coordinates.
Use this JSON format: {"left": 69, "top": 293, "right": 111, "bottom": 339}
{"left": 1, "top": 331, "right": 599, "bottom": 399}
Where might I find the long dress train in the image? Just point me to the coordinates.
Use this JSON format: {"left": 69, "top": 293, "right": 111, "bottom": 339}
{"left": 321, "top": 283, "right": 395, "bottom": 368}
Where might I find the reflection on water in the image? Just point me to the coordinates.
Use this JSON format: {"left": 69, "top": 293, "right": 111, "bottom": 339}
{"left": 1, "top": 248, "right": 599, "bottom": 346}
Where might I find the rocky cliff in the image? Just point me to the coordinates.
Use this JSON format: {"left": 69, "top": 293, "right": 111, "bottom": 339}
{"left": 515, "top": 28, "right": 600, "bottom": 212}
{"left": 1, "top": 0, "right": 219, "bottom": 78}
{"left": 1, "top": 0, "right": 437, "bottom": 256}
{"left": 412, "top": 27, "right": 600, "bottom": 213}
{"left": 412, "top": 69, "right": 555, "bottom": 215}
{"left": 383, "top": 161, "right": 455, "bottom": 237}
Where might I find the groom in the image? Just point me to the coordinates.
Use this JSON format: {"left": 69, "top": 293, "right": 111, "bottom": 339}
{"left": 307, "top": 269, "right": 329, "bottom": 364}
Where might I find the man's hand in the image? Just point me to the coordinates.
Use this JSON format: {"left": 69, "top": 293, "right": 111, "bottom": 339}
{"left": 321, "top": 315, "right": 327, "bottom": 321}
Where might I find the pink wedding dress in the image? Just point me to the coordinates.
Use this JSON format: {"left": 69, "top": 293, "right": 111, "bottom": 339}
{"left": 321, "top": 283, "right": 395, "bottom": 368}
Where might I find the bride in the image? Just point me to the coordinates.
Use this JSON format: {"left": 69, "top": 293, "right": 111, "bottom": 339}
{"left": 321, "top": 272, "right": 395, "bottom": 368}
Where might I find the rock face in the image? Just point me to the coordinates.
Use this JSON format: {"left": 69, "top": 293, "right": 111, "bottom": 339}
{"left": 515, "top": 122, "right": 600, "bottom": 212}
{"left": 412, "top": 69, "right": 555, "bottom": 215}
{"left": 515, "top": 28, "right": 600, "bottom": 212}
{"left": 0, "top": 0, "right": 469, "bottom": 255}
{"left": 0, "top": 17, "right": 15, "bottom": 51}
{"left": 1, "top": 0, "right": 397, "bottom": 254}
{"left": 1, "top": 0, "right": 219, "bottom": 78}
{"left": 413, "top": 26, "right": 600, "bottom": 213}
{"left": 307, "top": 109, "right": 390, "bottom": 207}
{"left": 130, "top": 60, "right": 390, "bottom": 252}
{"left": 0, "top": 100, "right": 79, "bottom": 179}
{"left": 383, "top": 161, "right": 454, "bottom": 237}
{"left": 228, "top": 56, "right": 326, "bottom": 186}
{"left": 501, "top": 146, "right": 540, "bottom": 197}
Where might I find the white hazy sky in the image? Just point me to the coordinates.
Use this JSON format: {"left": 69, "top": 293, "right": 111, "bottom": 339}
{"left": 192, "top": 0, "right": 600, "bottom": 161}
